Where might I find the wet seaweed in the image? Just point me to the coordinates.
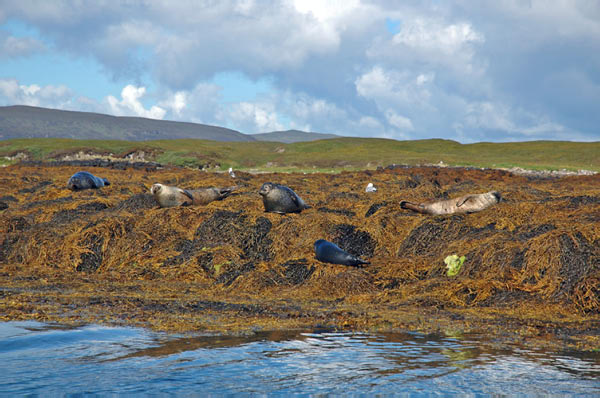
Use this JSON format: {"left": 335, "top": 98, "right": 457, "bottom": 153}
{"left": 281, "top": 258, "right": 314, "bottom": 285}
{"left": 364, "top": 202, "right": 388, "bottom": 218}
{"left": 557, "top": 232, "right": 595, "bottom": 299}
{"left": 318, "top": 207, "right": 356, "bottom": 217}
{"left": 1, "top": 163, "right": 599, "bottom": 346}
{"left": 17, "top": 180, "right": 52, "bottom": 194}
{"left": 113, "top": 193, "right": 156, "bottom": 212}
{"left": 516, "top": 224, "right": 556, "bottom": 241}
{"left": 332, "top": 224, "right": 376, "bottom": 258}
{"left": 77, "top": 235, "right": 104, "bottom": 273}
{"left": 216, "top": 261, "right": 255, "bottom": 286}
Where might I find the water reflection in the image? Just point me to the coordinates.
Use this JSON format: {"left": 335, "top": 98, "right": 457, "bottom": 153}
{"left": 0, "top": 321, "right": 598, "bottom": 395}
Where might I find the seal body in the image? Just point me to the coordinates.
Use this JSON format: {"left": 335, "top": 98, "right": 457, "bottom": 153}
{"left": 187, "top": 186, "right": 236, "bottom": 205}
{"left": 259, "top": 182, "right": 310, "bottom": 214}
{"left": 151, "top": 183, "right": 235, "bottom": 208}
{"left": 67, "top": 171, "right": 110, "bottom": 191}
{"left": 314, "top": 239, "right": 370, "bottom": 267}
{"left": 400, "top": 191, "right": 501, "bottom": 215}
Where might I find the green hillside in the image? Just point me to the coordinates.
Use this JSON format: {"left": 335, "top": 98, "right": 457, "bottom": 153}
{"left": 1, "top": 137, "right": 599, "bottom": 173}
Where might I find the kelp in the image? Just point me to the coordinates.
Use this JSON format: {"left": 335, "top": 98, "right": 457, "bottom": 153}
{"left": 0, "top": 163, "right": 599, "bottom": 349}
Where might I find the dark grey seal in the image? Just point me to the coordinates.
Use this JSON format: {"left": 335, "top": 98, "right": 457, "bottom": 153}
{"left": 314, "top": 239, "right": 370, "bottom": 267}
{"left": 259, "top": 182, "right": 310, "bottom": 214}
{"left": 67, "top": 171, "right": 110, "bottom": 191}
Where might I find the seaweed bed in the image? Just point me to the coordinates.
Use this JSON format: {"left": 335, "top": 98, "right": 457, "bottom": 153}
{"left": 1, "top": 163, "right": 599, "bottom": 350}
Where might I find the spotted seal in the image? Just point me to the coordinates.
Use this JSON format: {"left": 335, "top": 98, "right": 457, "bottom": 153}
{"left": 400, "top": 191, "right": 501, "bottom": 215}
{"left": 259, "top": 182, "right": 310, "bottom": 214}
{"left": 314, "top": 239, "right": 370, "bottom": 267}
{"left": 151, "top": 183, "right": 235, "bottom": 208}
{"left": 67, "top": 171, "right": 110, "bottom": 191}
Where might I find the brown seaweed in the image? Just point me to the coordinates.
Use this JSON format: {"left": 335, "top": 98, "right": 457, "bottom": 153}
{"left": 0, "top": 163, "right": 599, "bottom": 349}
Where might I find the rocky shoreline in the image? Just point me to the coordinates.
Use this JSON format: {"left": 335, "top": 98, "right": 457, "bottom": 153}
{"left": 1, "top": 163, "right": 599, "bottom": 350}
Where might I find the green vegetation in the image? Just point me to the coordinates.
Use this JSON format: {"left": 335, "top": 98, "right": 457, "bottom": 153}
{"left": 444, "top": 255, "right": 466, "bottom": 277}
{"left": 1, "top": 137, "right": 599, "bottom": 172}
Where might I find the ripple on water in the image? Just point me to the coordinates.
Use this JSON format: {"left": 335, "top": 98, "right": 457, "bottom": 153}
{"left": 0, "top": 321, "right": 598, "bottom": 395}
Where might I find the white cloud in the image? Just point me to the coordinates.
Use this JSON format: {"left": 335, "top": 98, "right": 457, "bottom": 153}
{"left": 106, "top": 85, "right": 166, "bottom": 119}
{"left": 223, "top": 102, "right": 284, "bottom": 133}
{"left": 385, "top": 110, "right": 414, "bottom": 131}
{"left": 358, "top": 116, "right": 382, "bottom": 130}
{"left": 356, "top": 67, "right": 435, "bottom": 107}
{"left": 455, "top": 100, "right": 572, "bottom": 140}
{"left": 1, "top": 1, "right": 599, "bottom": 141}
{"left": 0, "top": 78, "right": 73, "bottom": 108}
{"left": 393, "top": 19, "right": 484, "bottom": 54}
{"left": 159, "top": 91, "right": 187, "bottom": 117}
{"left": 292, "top": 0, "right": 359, "bottom": 21}
{"left": 0, "top": 33, "right": 45, "bottom": 58}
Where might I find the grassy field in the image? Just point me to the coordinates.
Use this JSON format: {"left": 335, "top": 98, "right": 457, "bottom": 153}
{"left": 1, "top": 137, "right": 599, "bottom": 172}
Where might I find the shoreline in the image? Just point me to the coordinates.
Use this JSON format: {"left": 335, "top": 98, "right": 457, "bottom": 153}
{"left": 1, "top": 163, "right": 599, "bottom": 350}
{"left": 5, "top": 157, "right": 599, "bottom": 177}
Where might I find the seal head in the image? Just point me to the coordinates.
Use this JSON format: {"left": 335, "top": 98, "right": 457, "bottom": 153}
{"left": 314, "top": 239, "right": 370, "bottom": 267}
{"left": 259, "top": 182, "right": 310, "bottom": 214}
{"left": 150, "top": 183, "right": 193, "bottom": 208}
{"left": 67, "top": 171, "right": 110, "bottom": 191}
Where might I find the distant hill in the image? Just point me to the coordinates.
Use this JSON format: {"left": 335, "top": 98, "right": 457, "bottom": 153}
{"left": 0, "top": 105, "right": 253, "bottom": 142}
{"left": 0, "top": 105, "right": 340, "bottom": 143}
{"left": 252, "top": 130, "right": 340, "bottom": 143}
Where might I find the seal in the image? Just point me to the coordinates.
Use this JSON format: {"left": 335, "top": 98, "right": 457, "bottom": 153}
{"left": 259, "top": 182, "right": 311, "bottom": 214}
{"left": 151, "top": 183, "right": 235, "bottom": 208}
{"left": 314, "top": 239, "right": 370, "bottom": 267}
{"left": 400, "top": 191, "right": 501, "bottom": 215}
{"left": 67, "top": 171, "right": 110, "bottom": 191}
{"left": 187, "top": 186, "right": 237, "bottom": 205}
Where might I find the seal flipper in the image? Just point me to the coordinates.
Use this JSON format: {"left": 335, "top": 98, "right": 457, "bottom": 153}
{"left": 287, "top": 189, "right": 301, "bottom": 208}
{"left": 217, "top": 186, "right": 237, "bottom": 200}
{"left": 180, "top": 189, "right": 195, "bottom": 205}
{"left": 456, "top": 195, "right": 474, "bottom": 208}
{"left": 346, "top": 255, "right": 370, "bottom": 267}
{"left": 286, "top": 187, "right": 310, "bottom": 210}
{"left": 400, "top": 200, "right": 427, "bottom": 214}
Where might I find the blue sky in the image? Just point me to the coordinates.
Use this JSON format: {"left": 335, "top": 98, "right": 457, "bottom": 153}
{"left": 0, "top": 0, "right": 599, "bottom": 142}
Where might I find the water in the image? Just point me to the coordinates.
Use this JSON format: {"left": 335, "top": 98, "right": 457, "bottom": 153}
{"left": 0, "top": 321, "right": 598, "bottom": 395}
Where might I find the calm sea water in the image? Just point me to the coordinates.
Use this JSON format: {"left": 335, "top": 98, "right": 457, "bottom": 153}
{"left": 0, "top": 321, "right": 598, "bottom": 395}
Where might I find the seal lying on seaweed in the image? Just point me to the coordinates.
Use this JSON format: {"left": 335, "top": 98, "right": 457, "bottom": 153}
{"left": 151, "top": 183, "right": 236, "bottom": 208}
{"left": 67, "top": 171, "right": 110, "bottom": 191}
{"left": 314, "top": 239, "right": 370, "bottom": 267}
{"left": 259, "top": 182, "right": 311, "bottom": 214}
{"left": 400, "top": 191, "right": 501, "bottom": 215}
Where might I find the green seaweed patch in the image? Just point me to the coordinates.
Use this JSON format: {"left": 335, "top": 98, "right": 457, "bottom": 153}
{"left": 444, "top": 255, "right": 465, "bottom": 277}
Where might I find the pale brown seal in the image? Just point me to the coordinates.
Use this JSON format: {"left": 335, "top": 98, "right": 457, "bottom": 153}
{"left": 400, "top": 191, "right": 501, "bottom": 215}
{"left": 259, "top": 182, "right": 310, "bottom": 214}
{"left": 150, "top": 183, "right": 236, "bottom": 208}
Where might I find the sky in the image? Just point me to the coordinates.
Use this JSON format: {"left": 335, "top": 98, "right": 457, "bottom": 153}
{"left": 0, "top": 0, "right": 599, "bottom": 143}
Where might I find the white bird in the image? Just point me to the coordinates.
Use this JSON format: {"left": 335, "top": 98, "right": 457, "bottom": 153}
{"left": 365, "top": 182, "right": 377, "bottom": 192}
{"left": 228, "top": 167, "right": 236, "bottom": 178}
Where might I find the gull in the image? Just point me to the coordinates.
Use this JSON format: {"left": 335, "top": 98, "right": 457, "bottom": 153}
{"left": 228, "top": 167, "right": 236, "bottom": 178}
{"left": 365, "top": 182, "right": 377, "bottom": 192}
